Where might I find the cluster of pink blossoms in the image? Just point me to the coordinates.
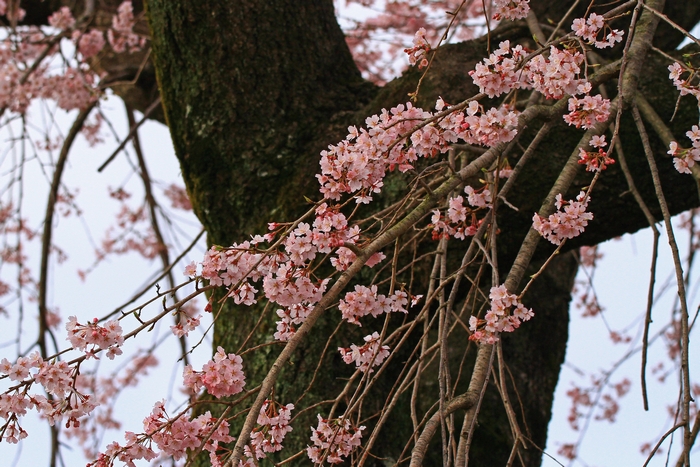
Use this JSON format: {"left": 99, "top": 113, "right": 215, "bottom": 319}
{"left": 240, "top": 400, "right": 294, "bottom": 465}
{"left": 49, "top": 3, "right": 139, "bottom": 61}
{"left": 274, "top": 303, "right": 313, "bottom": 342}
{"left": 578, "top": 135, "right": 614, "bottom": 171}
{"left": 338, "top": 331, "right": 390, "bottom": 373}
{"left": 66, "top": 316, "right": 124, "bottom": 359}
{"left": 0, "top": 1, "right": 143, "bottom": 148}
{"left": 564, "top": 377, "right": 630, "bottom": 434}
{"left": 532, "top": 191, "right": 593, "bottom": 245}
{"left": 75, "top": 29, "right": 107, "bottom": 59}
{"left": 571, "top": 13, "right": 624, "bottom": 49}
{"left": 459, "top": 101, "right": 520, "bottom": 146}
{"left": 492, "top": 0, "right": 530, "bottom": 21}
{"left": 331, "top": 247, "right": 385, "bottom": 272}
{"left": 0, "top": 352, "right": 98, "bottom": 441}
{"left": 669, "top": 62, "right": 700, "bottom": 102}
{"left": 0, "top": 31, "right": 98, "bottom": 113}
{"left": 469, "top": 41, "right": 612, "bottom": 129}
{"left": 47, "top": 7, "right": 106, "bottom": 58}
{"left": 526, "top": 47, "right": 589, "bottom": 99}
{"left": 317, "top": 102, "right": 430, "bottom": 202}
{"left": 307, "top": 415, "right": 365, "bottom": 464}
{"left": 317, "top": 98, "right": 519, "bottom": 204}
{"left": 338, "top": 285, "right": 408, "bottom": 325}
{"left": 469, "top": 41, "right": 529, "bottom": 98}
{"left": 170, "top": 302, "right": 201, "bottom": 338}
{"left": 668, "top": 125, "right": 700, "bottom": 174}
{"left": 0, "top": 1, "right": 25, "bottom": 20}
{"left": 191, "top": 202, "right": 392, "bottom": 340}
{"left": 89, "top": 403, "right": 233, "bottom": 467}
{"left": 183, "top": 346, "right": 245, "bottom": 398}
{"left": 470, "top": 41, "right": 588, "bottom": 99}
{"left": 404, "top": 27, "right": 431, "bottom": 68}
{"left": 108, "top": 1, "right": 147, "bottom": 53}
{"left": 48, "top": 6, "right": 75, "bottom": 29}
{"left": 469, "top": 285, "right": 534, "bottom": 344}
{"left": 64, "top": 354, "right": 159, "bottom": 458}
{"left": 431, "top": 185, "right": 492, "bottom": 240}
{"left": 668, "top": 64, "right": 700, "bottom": 175}
{"left": 563, "top": 93, "right": 611, "bottom": 129}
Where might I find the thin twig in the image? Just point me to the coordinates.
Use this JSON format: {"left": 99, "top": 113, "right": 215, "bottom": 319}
{"left": 97, "top": 97, "right": 162, "bottom": 172}
{"left": 632, "top": 104, "right": 692, "bottom": 464}
{"left": 127, "top": 103, "right": 190, "bottom": 367}
{"left": 612, "top": 134, "right": 659, "bottom": 411}
{"left": 38, "top": 102, "right": 97, "bottom": 358}
{"left": 641, "top": 3, "right": 700, "bottom": 48}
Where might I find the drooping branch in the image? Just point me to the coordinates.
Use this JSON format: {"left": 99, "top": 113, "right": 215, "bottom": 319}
{"left": 36, "top": 100, "right": 96, "bottom": 467}
{"left": 38, "top": 102, "right": 97, "bottom": 359}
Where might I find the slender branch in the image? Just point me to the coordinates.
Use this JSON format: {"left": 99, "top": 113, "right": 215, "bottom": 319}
{"left": 613, "top": 136, "right": 660, "bottom": 411}
{"left": 643, "top": 422, "right": 685, "bottom": 467}
{"left": 38, "top": 102, "right": 97, "bottom": 358}
{"left": 36, "top": 102, "right": 109, "bottom": 467}
{"left": 525, "top": 9, "right": 545, "bottom": 46}
{"left": 642, "top": 3, "right": 700, "bottom": 48}
{"left": 97, "top": 97, "right": 162, "bottom": 172}
{"left": 420, "top": 344, "right": 494, "bottom": 467}
{"left": 127, "top": 104, "right": 190, "bottom": 367}
{"left": 675, "top": 411, "right": 700, "bottom": 467}
{"left": 632, "top": 103, "right": 692, "bottom": 464}
{"left": 103, "top": 228, "right": 205, "bottom": 320}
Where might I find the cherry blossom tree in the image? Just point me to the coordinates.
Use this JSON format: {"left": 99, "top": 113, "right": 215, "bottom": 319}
{"left": 2, "top": 0, "right": 700, "bottom": 466}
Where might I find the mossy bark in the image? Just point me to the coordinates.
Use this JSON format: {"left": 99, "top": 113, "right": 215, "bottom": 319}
{"left": 142, "top": 1, "right": 700, "bottom": 465}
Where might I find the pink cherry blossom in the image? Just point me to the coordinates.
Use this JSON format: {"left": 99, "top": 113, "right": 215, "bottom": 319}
{"left": 338, "top": 285, "right": 408, "bottom": 325}
{"left": 66, "top": 316, "right": 124, "bottom": 359}
{"left": 108, "top": 1, "right": 147, "bottom": 53}
{"left": 563, "top": 94, "right": 611, "bottom": 129}
{"left": 668, "top": 61, "right": 700, "bottom": 103}
{"left": 75, "top": 30, "right": 106, "bottom": 58}
{"left": 431, "top": 185, "right": 491, "bottom": 240}
{"left": 578, "top": 135, "right": 614, "bottom": 171}
{"left": 572, "top": 13, "right": 624, "bottom": 49}
{"left": 89, "top": 403, "right": 233, "bottom": 467}
{"left": 532, "top": 191, "right": 593, "bottom": 245}
{"left": 48, "top": 7, "right": 75, "bottom": 30}
{"left": 183, "top": 346, "right": 245, "bottom": 398}
{"left": 524, "top": 47, "right": 586, "bottom": 99}
{"left": 274, "top": 303, "right": 313, "bottom": 341}
{"left": 492, "top": 0, "right": 530, "bottom": 21}
{"left": 464, "top": 185, "right": 492, "bottom": 208}
{"left": 241, "top": 400, "right": 294, "bottom": 464}
{"left": 307, "top": 415, "right": 365, "bottom": 465}
{"left": 338, "top": 331, "right": 391, "bottom": 373}
{"left": 404, "top": 28, "right": 431, "bottom": 69}
{"left": 469, "top": 285, "right": 533, "bottom": 343}
{"left": 668, "top": 125, "right": 700, "bottom": 174}
{"left": 469, "top": 40, "right": 527, "bottom": 98}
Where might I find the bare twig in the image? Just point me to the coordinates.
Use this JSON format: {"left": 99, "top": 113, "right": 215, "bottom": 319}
{"left": 612, "top": 133, "right": 661, "bottom": 411}
{"left": 632, "top": 104, "right": 692, "bottom": 464}
{"left": 97, "top": 97, "right": 162, "bottom": 172}
{"left": 127, "top": 103, "right": 190, "bottom": 367}
{"left": 38, "top": 102, "right": 97, "bottom": 359}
